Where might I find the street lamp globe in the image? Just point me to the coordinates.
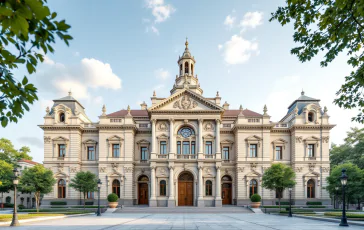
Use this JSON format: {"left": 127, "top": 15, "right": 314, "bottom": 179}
{"left": 97, "top": 179, "right": 102, "bottom": 188}
{"left": 13, "top": 168, "right": 19, "bottom": 185}
{"left": 335, "top": 186, "right": 339, "bottom": 191}
{"left": 288, "top": 187, "right": 292, "bottom": 191}
{"left": 340, "top": 169, "right": 348, "bottom": 186}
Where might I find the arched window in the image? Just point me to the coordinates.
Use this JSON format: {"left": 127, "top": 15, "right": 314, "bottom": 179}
{"left": 249, "top": 179, "right": 258, "bottom": 198}
{"left": 184, "top": 61, "right": 189, "bottom": 74}
{"left": 191, "top": 64, "right": 194, "bottom": 75}
{"left": 59, "top": 113, "right": 65, "bottom": 123}
{"left": 160, "top": 180, "right": 166, "bottom": 196}
{"left": 308, "top": 112, "right": 314, "bottom": 122}
{"left": 177, "top": 127, "right": 195, "bottom": 138}
{"left": 205, "top": 180, "right": 212, "bottom": 196}
{"left": 180, "top": 64, "right": 183, "bottom": 75}
{"left": 112, "top": 179, "right": 120, "bottom": 198}
{"left": 307, "top": 179, "right": 315, "bottom": 198}
{"left": 58, "top": 179, "right": 66, "bottom": 198}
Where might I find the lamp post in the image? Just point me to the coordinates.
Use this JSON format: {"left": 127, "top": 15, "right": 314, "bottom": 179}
{"left": 339, "top": 169, "right": 348, "bottom": 227}
{"left": 10, "top": 168, "right": 20, "bottom": 227}
{"left": 97, "top": 179, "right": 102, "bottom": 216}
{"left": 288, "top": 187, "right": 293, "bottom": 217}
{"left": 335, "top": 186, "right": 339, "bottom": 209}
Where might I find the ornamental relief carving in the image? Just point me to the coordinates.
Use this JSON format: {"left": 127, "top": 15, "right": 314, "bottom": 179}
{"left": 322, "top": 136, "right": 329, "bottom": 143}
{"left": 295, "top": 136, "right": 303, "bottom": 143}
{"left": 173, "top": 94, "right": 198, "bottom": 110}
{"left": 70, "top": 167, "right": 77, "bottom": 173}
{"left": 44, "top": 136, "right": 51, "bottom": 143}
{"left": 321, "top": 167, "right": 330, "bottom": 173}
{"left": 99, "top": 167, "right": 107, "bottom": 173}
{"left": 111, "top": 163, "right": 119, "bottom": 172}
{"left": 238, "top": 167, "right": 244, "bottom": 173}
{"left": 158, "top": 167, "right": 167, "bottom": 176}
{"left": 158, "top": 122, "right": 168, "bottom": 131}
{"left": 124, "top": 167, "right": 133, "bottom": 173}
{"left": 309, "top": 163, "right": 316, "bottom": 172}
{"left": 250, "top": 163, "right": 257, "bottom": 171}
{"left": 295, "top": 167, "right": 303, "bottom": 173}
{"left": 204, "top": 122, "right": 215, "bottom": 131}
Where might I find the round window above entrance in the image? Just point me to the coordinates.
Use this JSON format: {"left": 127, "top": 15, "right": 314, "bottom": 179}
{"left": 178, "top": 127, "right": 195, "bottom": 138}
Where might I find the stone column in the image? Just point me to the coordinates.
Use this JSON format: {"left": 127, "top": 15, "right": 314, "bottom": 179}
{"left": 150, "top": 166, "right": 157, "bottom": 207}
{"left": 169, "top": 119, "right": 175, "bottom": 159}
{"left": 198, "top": 166, "right": 204, "bottom": 207}
{"left": 151, "top": 119, "right": 156, "bottom": 159}
{"left": 215, "top": 166, "right": 222, "bottom": 207}
{"left": 198, "top": 119, "right": 203, "bottom": 159}
{"left": 215, "top": 119, "right": 221, "bottom": 159}
{"left": 168, "top": 166, "right": 175, "bottom": 207}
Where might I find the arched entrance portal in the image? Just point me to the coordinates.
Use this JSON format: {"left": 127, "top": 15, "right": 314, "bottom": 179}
{"left": 178, "top": 172, "right": 194, "bottom": 206}
{"left": 222, "top": 175, "right": 232, "bottom": 205}
{"left": 138, "top": 175, "right": 149, "bottom": 205}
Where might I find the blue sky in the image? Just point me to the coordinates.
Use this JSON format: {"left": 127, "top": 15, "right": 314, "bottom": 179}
{"left": 0, "top": 0, "right": 361, "bottom": 163}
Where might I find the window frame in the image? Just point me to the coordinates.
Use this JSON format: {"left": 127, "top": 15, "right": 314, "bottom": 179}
{"left": 205, "top": 141, "right": 212, "bottom": 155}
{"left": 59, "top": 144, "right": 66, "bottom": 157}
{"left": 249, "top": 144, "right": 257, "bottom": 158}
{"left": 160, "top": 180, "right": 167, "bottom": 196}
{"left": 183, "top": 141, "right": 190, "bottom": 154}
{"left": 223, "top": 146, "right": 229, "bottom": 160}
{"left": 275, "top": 146, "right": 282, "bottom": 160}
{"left": 177, "top": 141, "right": 181, "bottom": 154}
{"left": 160, "top": 141, "right": 167, "bottom": 155}
{"left": 58, "top": 179, "right": 66, "bottom": 199}
{"left": 87, "top": 146, "right": 95, "bottom": 160}
{"left": 205, "top": 180, "right": 213, "bottom": 196}
{"left": 112, "top": 179, "right": 121, "bottom": 198}
{"left": 112, "top": 144, "right": 120, "bottom": 158}
{"left": 249, "top": 179, "right": 258, "bottom": 198}
{"left": 308, "top": 144, "right": 315, "bottom": 157}
{"left": 141, "top": 147, "right": 148, "bottom": 160}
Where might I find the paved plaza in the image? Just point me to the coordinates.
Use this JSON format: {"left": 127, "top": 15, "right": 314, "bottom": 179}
{"left": 2, "top": 211, "right": 363, "bottom": 230}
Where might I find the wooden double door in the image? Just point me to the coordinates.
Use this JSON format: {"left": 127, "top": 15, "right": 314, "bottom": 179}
{"left": 138, "top": 183, "right": 149, "bottom": 205}
{"left": 222, "top": 183, "right": 232, "bottom": 205}
{"left": 178, "top": 172, "right": 194, "bottom": 206}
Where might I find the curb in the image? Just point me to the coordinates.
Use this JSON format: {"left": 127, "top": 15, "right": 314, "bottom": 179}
{"left": 0, "top": 213, "right": 94, "bottom": 226}
{"left": 293, "top": 214, "right": 364, "bottom": 227}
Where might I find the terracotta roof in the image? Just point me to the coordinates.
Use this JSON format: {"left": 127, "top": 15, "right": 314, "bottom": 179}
{"left": 107, "top": 110, "right": 148, "bottom": 117}
{"left": 18, "top": 159, "right": 40, "bottom": 165}
{"left": 223, "top": 109, "right": 262, "bottom": 117}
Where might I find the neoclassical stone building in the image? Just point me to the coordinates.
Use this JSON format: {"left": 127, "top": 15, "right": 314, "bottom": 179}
{"left": 40, "top": 41, "right": 334, "bottom": 207}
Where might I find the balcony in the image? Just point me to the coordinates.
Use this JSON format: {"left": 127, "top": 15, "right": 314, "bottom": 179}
{"left": 204, "top": 154, "right": 215, "bottom": 159}
{"left": 157, "top": 154, "right": 168, "bottom": 159}
{"left": 176, "top": 154, "right": 197, "bottom": 160}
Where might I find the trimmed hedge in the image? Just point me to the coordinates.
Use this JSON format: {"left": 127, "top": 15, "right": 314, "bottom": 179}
{"left": 50, "top": 201, "right": 67, "bottom": 206}
{"left": 250, "top": 194, "right": 261, "bottom": 202}
{"left": 18, "top": 204, "right": 25, "bottom": 209}
{"left": 307, "top": 205, "right": 326, "bottom": 208}
{"left": 324, "top": 212, "right": 364, "bottom": 218}
{"left": 85, "top": 202, "right": 93, "bottom": 205}
{"left": 107, "top": 193, "right": 118, "bottom": 202}
{"left": 275, "top": 202, "right": 292, "bottom": 205}
{"left": 4, "top": 203, "right": 14, "bottom": 208}
{"left": 71, "top": 205, "right": 106, "bottom": 208}
{"left": 262, "top": 206, "right": 290, "bottom": 208}
{"left": 306, "top": 201, "right": 322, "bottom": 205}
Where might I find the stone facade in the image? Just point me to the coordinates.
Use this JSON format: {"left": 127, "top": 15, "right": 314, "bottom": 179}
{"left": 40, "top": 40, "right": 334, "bottom": 207}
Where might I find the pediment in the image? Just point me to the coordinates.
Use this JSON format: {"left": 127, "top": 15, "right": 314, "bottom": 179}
{"left": 83, "top": 139, "right": 97, "bottom": 144}
{"left": 303, "top": 171, "right": 320, "bottom": 177}
{"left": 157, "top": 134, "right": 169, "bottom": 139}
{"left": 107, "top": 135, "right": 124, "bottom": 141}
{"left": 303, "top": 136, "right": 320, "bottom": 142}
{"left": 203, "top": 134, "right": 215, "bottom": 139}
{"left": 54, "top": 171, "right": 68, "bottom": 178}
{"left": 148, "top": 89, "right": 224, "bottom": 112}
{"left": 245, "top": 171, "right": 261, "bottom": 177}
{"left": 271, "top": 138, "right": 287, "bottom": 144}
{"left": 52, "top": 136, "right": 69, "bottom": 142}
{"left": 221, "top": 139, "right": 234, "bottom": 144}
{"left": 136, "top": 139, "right": 150, "bottom": 145}
{"left": 245, "top": 135, "right": 262, "bottom": 141}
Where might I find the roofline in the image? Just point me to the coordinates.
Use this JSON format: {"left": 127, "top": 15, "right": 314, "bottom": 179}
{"left": 287, "top": 99, "right": 320, "bottom": 110}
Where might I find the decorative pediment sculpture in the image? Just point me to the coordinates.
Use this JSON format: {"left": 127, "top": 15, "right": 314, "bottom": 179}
{"left": 173, "top": 94, "right": 198, "bottom": 110}
{"left": 204, "top": 122, "right": 215, "bottom": 131}
{"left": 271, "top": 138, "right": 288, "bottom": 149}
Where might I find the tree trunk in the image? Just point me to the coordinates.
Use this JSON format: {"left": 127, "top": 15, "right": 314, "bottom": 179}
{"left": 358, "top": 199, "right": 361, "bottom": 210}
{"left": 83, "top": 192, "right": 86, "bottom": 211}
{"left": 35, "top": 191, "right": 40, "bottom": 213}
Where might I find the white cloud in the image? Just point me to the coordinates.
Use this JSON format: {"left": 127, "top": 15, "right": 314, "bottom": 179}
{"left": 151, "top": 26, "right": 159, "bottom": 35}
{"left": 36, "top": 58, "right": 122, "bottom": 99}
{"left": 43, "top": 55, "right": 55, "bottom": 65}
{"left": 155, "top": 68, "right": 170, "bottom": 80}
{"left": 218, "top": 44, "right": 223, "bottom": 50}
{"left": 73, "top": 51, "right": 80, "bottom": 57}
{"left": 224, "top": 15, "right": 235, "bottom": 29}
{"left": 93, "top": 96, "right": 103, "bottom": 105}
{"left": 145, "top": 0, "right": 175, "bottom": 23}
{"left": 240, "top": 11, "right": 263, "bottom": 29}
{"left": 219, "top": 35, "right": 259, "bottom": 65}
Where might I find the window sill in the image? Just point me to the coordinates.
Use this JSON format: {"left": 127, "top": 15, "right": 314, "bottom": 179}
{"left": 57, "top": 157, "right": 65, "bottom": 160}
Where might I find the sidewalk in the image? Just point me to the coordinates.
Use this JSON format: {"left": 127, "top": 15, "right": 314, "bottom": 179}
{"left": 293, "top": 214, "right": 364, "bottom": 227}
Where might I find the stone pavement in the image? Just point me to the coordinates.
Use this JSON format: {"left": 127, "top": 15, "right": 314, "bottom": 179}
{"left": 114, "top": 206, "right": 253, "bottom": 213}
{"left": 1, "top": 212, "right": 363, "bottom": 230}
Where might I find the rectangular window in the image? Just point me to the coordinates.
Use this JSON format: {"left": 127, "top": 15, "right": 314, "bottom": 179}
{"left": 59, "top": 144, "right": 66, "bottom": 157}
{"left": 141, "top": 147, "right": 148, "bottom": 160}
{"left": 87, "top": 192, "right": 94, "bottom": 199}
{"left": 275, "top": 146, "right": 282, "bottom": 160}
{"left": 308, "top": 144, "right": 315, "bottom": 157}
{"left": 191, "top": 141, "right": 196, "bottom": 154}
{"left": 250, "top": 144, "right": 257, "bottom": 157}
{"left": 160, "top": 141, "right": 167, "bottom": 154}
{"left": 112, "top": 144, "right": 120, "bottom": 158}
{"left": 183, "top": 141, "right": 190, "bottom": 154}
{"left": 223, "top": 147, "right": 229, "bottom": 160}
{"left": 205, "top": 141, "right": 212, "bottom": 154}
{"left": 87, "top": 146, "right": 95, "bottom": 160}
{"left": 177, "top": 141, "right": 181, "bottom": 154}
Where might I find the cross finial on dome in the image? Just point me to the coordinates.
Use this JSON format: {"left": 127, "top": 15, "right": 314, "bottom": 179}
{"left": 301, "top": 89, "right": 305, "bottom": 96}
{"left": 185, "top": 37, "right": 189, "bottom": 49}
{"left": 68, "top": 89, "right": 72, "bottom": 96}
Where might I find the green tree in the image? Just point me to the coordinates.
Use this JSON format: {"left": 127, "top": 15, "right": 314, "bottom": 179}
{"left": 326, "top": 163, "right": 364, "bottom": 209}
{"left": 0, "top": 138, "right": 32, "bottom": 165}
{"left": 19, "top": 164, "right": 56, "bottom": 212}
{"left": 69, "top": 171, "right": 98, "bottom": 210}
{"left": 262, "top": 163, "right": 296, "bottom": 209}
{"left": 270, "top": 0, "right": 364, "bottom": 123}
{"left": 0, "top": 159, "right": 13, "bottom": 204}
{"left": 0, "top": 0, "right": 72, "bottom": 127}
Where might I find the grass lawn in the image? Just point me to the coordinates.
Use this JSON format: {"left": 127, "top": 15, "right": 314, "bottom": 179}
{"left": 0, "top": 214, "right": 64, "bottom": 222}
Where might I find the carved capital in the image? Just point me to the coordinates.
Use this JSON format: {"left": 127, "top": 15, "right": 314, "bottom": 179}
{"left": 168, "top": 166, "right": 175, "bottom": 170}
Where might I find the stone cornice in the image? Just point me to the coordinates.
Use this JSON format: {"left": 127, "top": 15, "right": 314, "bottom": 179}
{"left": 290, "top": 124, "right": 335, "bottom": 131}
{"left": 232, "top": 124, "right": 274, "bottom": 132}
{"left": 38, "top": 125, "right": 83, "bottom": 131}
{"left": 95, "top": 124, "right": 137, "bottom": 130}
{"left": 136, "top": 130, "right": 152, "bottom": 134}
{"left": 150, "top": 110, "right": 222, "bottom": 115}
{"left": 271, "top": 129, "right": 291, "bottom": 133}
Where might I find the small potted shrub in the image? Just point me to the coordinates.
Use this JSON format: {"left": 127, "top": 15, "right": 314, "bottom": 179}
{"left": 250, "top": 194, "right": 261, "bottom": 208}
{"left": 107, "top": 193, "right": 119, "bottom": 208}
